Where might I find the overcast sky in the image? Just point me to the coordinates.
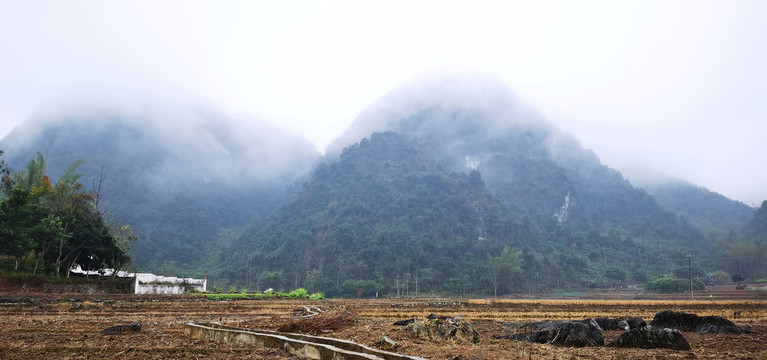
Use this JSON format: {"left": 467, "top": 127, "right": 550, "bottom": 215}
{"left": 1, "top": 0, "right": 765, "bottom": 205}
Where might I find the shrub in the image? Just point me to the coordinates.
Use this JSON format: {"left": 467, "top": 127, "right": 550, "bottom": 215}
{"left": 646, "top": 277, "right": 704, "bottom": 293}
{"left": 286, "top": 288, "right": 308, "bottom": 298}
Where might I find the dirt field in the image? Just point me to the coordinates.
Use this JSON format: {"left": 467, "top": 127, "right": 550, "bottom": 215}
{"left": 0, "top": 290, "right": 765, "bottom": 359}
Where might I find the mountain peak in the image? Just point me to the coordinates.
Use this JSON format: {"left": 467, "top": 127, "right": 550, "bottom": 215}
{"left": 326, "top": 71, "right": 557, "bottom": 157}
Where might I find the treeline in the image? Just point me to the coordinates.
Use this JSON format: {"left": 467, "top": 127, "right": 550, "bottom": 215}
{"left": 0, "top": 150, "right": 134, "bottom": 277}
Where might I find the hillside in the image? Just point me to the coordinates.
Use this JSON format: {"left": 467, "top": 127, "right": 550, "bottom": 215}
{"left": 742, "top": 201, "right": 767, "bottom": 241}
{"left": 643, "top": 180, "right": 754, "bottom": 236}
{"left": 226, "top": 75, "right": 719, "bottom": 296}
{"left": 2, "top": 75, "right": 760, "bottom": 292}
{"left": 0, "top": 107, "right": 319, "bottom": 274}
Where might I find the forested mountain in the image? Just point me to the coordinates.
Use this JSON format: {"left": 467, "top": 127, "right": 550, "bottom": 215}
{"left": 2, "top": 74, "right": 762, "bottom": 293}
{"left": 641, "top": 180, "right": 754, "bottom": 237}
{"left": 222, "top": 74, "right": 726, "bottom": 296}
{"left": 742, "top": 201, "right": 767, "bottom": 241}
{"left": 0, "top": 107, "right": 319, "bottom": 275}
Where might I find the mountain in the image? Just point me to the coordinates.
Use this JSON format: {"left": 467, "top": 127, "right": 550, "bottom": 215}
{"left": 641, "top": 180, "right": 754, "bottom": 237}
{"left": 228, "top": 73, "right": 714, "bottom": 296}
{"left": 0, "top": 106, "right": 319, "bottom": 275}
{"left": 331, "top": 73, "right": 702, "bottom": 241}
{"left": 3, "top": 73, "right": 758, "bottom": 292}
{"left": 742, "top": 201, "right": 767, "bottom": 241}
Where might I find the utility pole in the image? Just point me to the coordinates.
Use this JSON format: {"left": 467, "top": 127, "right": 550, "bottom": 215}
{"left": 687, "top": 255, "right": 695, "bottom": 300}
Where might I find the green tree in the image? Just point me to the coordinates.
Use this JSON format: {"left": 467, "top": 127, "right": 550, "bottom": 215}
{"left": 487, "top": 246, "right": 523, "bottom": 296}
{"left": 604, "top": 265, "right": 627, "bottom": 285}
{"left": 0, "top": 149, "right": 12, "bottom": 195}
{"left": 13, "top": 153, "right": 46, "bottom": 192}
{"left": 31, "top": 215, "right": 70, "bottom": 274}
{"left": 23, "top": 154, "right": 130, "bottom": 277}
{"left": 0, "top": 187, "right": 41, "bottom": 270}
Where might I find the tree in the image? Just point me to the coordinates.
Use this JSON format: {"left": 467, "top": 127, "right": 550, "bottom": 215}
{"left": 31, "top": 215, "right": 70, "bottom": 274}
{"left": 13, "top": 153, "right": 46, "bottom": 191}
{"left": 0, "top": 149, "right": 12, "bottom": 196}
{"left": 106, "top": 223, "right": 137, "bottom": 277}
{"left": 0, "top": 152, "right": 132, "bottom": 276}
{"left": 707, "top": 270, "right": 729, "bottom": 286}
{"left": 487, "top": 246, "right": 523, "bottom": 296}
{"left": 0, "top": 187, "right": 41, "bottom": 270}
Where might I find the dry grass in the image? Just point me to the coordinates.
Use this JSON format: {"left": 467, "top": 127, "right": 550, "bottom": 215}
{"left": 1, "top": 293, "right": 765, "bottom": 359}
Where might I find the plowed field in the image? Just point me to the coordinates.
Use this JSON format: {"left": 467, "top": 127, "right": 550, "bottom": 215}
{"left": 0, "top": 292, "right": 765, "bottom": 359}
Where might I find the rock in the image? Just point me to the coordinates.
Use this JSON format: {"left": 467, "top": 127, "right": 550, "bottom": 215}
{"left": 594, "top": 317, "right": 629, "bottom": 330}
{"left": 695, "top": 316, "right": 744, "bottom": 334}
{"left": 607, "top": 325, "right": 691, "bottom": 350}
{"left": 100, "top": 323, "right": 141, "bottom": 335}
{"left": 405, "top": 316, "right": 480, "bottom": 344}
{"left": 626, "top": 317, "right": 647, "bottom": 329}
{"left": 426, "top": 313, "right": 453, "bottom": 321}
{"left": 494, "top": 320, "right": 604, "bottom": 347}
{"left": 650, "top": 310, "right": 743, "bottom": 334}
{"left": 393, "top": 318, "right": 415, "bottom": 326}
{"left": 580, "top": 318, "right": 604, "bottom": 335}
{"left": 375, "top": 336, "right": 397, "bottom": 350}
{"left": 595, "top": 317, "right": 617, "bottom": 330}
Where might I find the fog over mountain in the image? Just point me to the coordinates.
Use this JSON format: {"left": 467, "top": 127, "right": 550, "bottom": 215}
{"left": 0, "top": 104, "right": 319, "bottom": 272}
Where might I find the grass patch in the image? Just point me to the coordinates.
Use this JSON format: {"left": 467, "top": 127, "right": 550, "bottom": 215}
{"left": 201, "top": 288, "right": 324, "bottom": 301}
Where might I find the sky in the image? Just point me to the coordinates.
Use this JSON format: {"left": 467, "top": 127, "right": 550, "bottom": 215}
{"left": 0, "top": 0, "right": 765, "bottom": 205}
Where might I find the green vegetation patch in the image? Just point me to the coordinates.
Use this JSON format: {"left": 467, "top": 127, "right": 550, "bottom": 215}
{"left": 645, "top": 277, "right": 704, "bottom": 293}
{"left": 202, "top": 288, "right": 324, "bottom": 301}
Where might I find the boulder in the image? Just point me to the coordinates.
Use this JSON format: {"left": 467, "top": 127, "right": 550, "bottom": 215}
{"left": 374, "top": 336, "right": 397, "bottom": 350}
{"left": 393, "top": 318, "right": 415, "bottom": 326}
{"left": 494, "top": 320, "right": 604, "bottom": 347}
{"left": 405, "top": 316, "right": 480, "bottom": 344}
{"left": 100, "top": 323, "right": 141, "bottom": 335}
{"left": 650, "top": 310, "right": 743, "bottom": 334}
{"left": 595, "top": 317, "right": 629, "bottom": 330}
{"left": 626, "top": 317, "right": 647, "bottom": 330}
{"left": 695, "top": 316, "right": 744, "bottom": 334}
{"left": 607, "top": 325, "right": 691, "bottom": 350}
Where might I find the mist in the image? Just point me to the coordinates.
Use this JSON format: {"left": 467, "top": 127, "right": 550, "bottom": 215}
{"left": 1, "top": 1, "right": 766, "bottom": 204}
{"left": 2, "top": 101, "right": 319, "bottom": 186}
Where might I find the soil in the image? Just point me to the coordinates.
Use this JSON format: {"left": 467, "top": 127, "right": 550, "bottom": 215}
{"left": 0, "top": 292, "right": 765, "bottom": 359}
